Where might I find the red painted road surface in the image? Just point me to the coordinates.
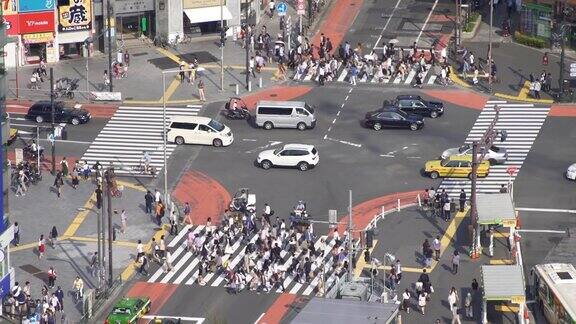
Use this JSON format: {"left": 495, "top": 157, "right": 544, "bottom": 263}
{"left": 423, "top": 89, "right": 488, "bottom": 110}
{"left": 311, "top": 0, "right": 363, "bottom": 54}
{"left": 172, "top": 170, "right": 231, "bottom": 225}
{"left": 7, "top": 151, "right": 79, "bottom": 172}
{"left": 333, "top": 190, "right": 425, "bottom": 238}
{"left": 241, "top": 86, "right": 313, "bottom": 111}
{"left": 6, "top": 99, "right": 118, "bottom": 118}
{"left": 549, "top": 104, "right": 576, "bottom": 117}
{"left": 126, "top": 282, "right": 178, "bottom": 324}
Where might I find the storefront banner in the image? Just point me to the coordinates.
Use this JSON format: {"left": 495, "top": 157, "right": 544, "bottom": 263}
{"left": 58, "top": 0, "right": 92, "bottom": 32}
{"left": 182, "top": 0, "right": 226, "bottom": 9}
{"left": 2, "top": 0, "right": 17, "bottom": 15}
{"left": 19, "top": 11, "right": 56, "bottom": 34}
{"left": 18, "top": 0, "right": 55, "bottom": 12}
{"left": 3, "top": 14, "right": 20, "bottom": 35}
{"left": 23, "top": 32, "right": 54, "bottom": 43}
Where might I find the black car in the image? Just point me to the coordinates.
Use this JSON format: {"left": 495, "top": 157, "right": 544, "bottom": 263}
{"left": 26, "top": 101, "right": 91, "bottom": 125}
{"left": 364, "top": 109, "right": 424, "bottom": 131}
{"left": 386, "top": 95, "right": 444, "bottom": 118}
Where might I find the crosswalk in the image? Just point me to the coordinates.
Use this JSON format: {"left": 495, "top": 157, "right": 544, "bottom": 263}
{"left": 147, "top": 225, "right": 348, "bottom": 296}
{"left": 293, "top": 63, "right": 438, "bottom": 86}
{"left": 81, "top": 105, "right": 202, "bottom": 174}
{"left": 439, "top": 101, "right": 550, "bottom": 197}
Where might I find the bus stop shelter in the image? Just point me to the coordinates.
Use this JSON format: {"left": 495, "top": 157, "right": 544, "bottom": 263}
{"left": 481, "top": 265, "right": 526, "bottom": 323}
{"left": 476, "top": 193, "right": 517, "bottom": 255}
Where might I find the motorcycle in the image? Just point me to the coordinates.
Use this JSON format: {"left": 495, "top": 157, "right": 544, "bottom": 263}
{"left": 54, "top": 77, "right": 79, "bottom": 99}
{"left": 224, "top": 97, "right": 251, "bottom": 120}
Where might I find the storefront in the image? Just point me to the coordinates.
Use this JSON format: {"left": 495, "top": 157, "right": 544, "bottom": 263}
{"left": 57, "top": 0, "right": 93, "bottom": 59}
{"left": 115, "top": 0, "right": 155, "bottom": 39}
{"left": 18, "top": 11, "right": 57, "bottom": 64}
{"left": 182, "top": 0, "right": 234, "bottom": 34}
{"left": 2, "top": 0, "right": 20, "bottom": 68}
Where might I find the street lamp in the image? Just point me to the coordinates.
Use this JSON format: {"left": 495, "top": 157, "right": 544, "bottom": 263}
{"left": 488, "top": 0, "right": 494, "bottom": 93}
{"left": 77, "top": 206, "right": 104, "bottom": 289}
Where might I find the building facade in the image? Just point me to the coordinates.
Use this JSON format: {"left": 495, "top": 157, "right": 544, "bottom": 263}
{"left": 0, "top": 1, "right": 16, "bottom": 300}
{"left": 520, "top": 0, "right": 576, "bottom": 49}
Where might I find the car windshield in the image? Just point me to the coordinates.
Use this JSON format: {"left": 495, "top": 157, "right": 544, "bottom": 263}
{"left": 311, "top": 148, "right": 317, "bottom": 155}
{"left": 305, "top": 104, "right": 314, "bottom": 114}
{"left": 440, "top": 158, "right": 450, "bottom": 167}
{"left": 490, "top": 146, "right": 500, "bottom": 152}
{"left": 273, "top": 148, "right": 282, "bottom": 155}
{"left": 208, "top": 119, "right": 225, "bottom": 132}
{"left": 112, "top": 307, "right": 131, "bottom": 315}
{"left": 458, "top": 145, "right": 471, "bottom": 153}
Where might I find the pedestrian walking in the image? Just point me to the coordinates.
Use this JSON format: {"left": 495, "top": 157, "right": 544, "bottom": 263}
{"left": 452, "top": 250, "right": 460, "bottom": 274}
{"left": 542, "top": 52, "right": 549, "bottom": 65}
{"left": 53, "top": 171, "right": 64, "bottom": 198}
{"left": 451, "top": 303, "right": 462, "bottom": 324}
{"left": 179, "top": 60, "right": 186, "bottom": 81}
{"left": 394, "top": 259, "right": 402, "bottom": 284}
{"left": 136, "top": 240, "right": 144, "bottom": 261}
{"left": 402, "top": 289, "right": 411, "bottom": 313}
{"left": 443, "top": 199, "right": 451, "bottom": 221}
{"left": 183, "top": 202, "right": 191, "bottom": 223}
{"left": 163, "top": 249, "right": 173, "bottom": 273}
{"left": 38, "top": 234, "right": 46, "bottom": 259}
{"left": 47, "top": 266, "right": 57, "bottom": 288}
{"left": 50, "top": 226, "right": 58, "bottom": 247}
{"left": 139, "top": 254, "right": 149, "bottom": 276}
{"left": 120, "top": 209, "right": 127, "bottom": 234}
{"left": 432, "top": 235, "right": 441, "bottom": 261}
{"left": 155, "top": 200, "right": 165, "bottom": 226}
{"left": 418, "top": 291, "right": 427, "bottom": 315}
{"left": 124, "top": 50, "right": 130, "bottom": 66}
{"left": 145, "top": 190, "right": 154, "bottom": 214}
{"left": 13, "top": 221, "right": 20, "bottom": 246}
{"left": 60, "top": 157, "right": 69, "bottom": 177}
{"left": 90, "top": 251, "right": 99, "bottom": 277}
{"left": 488, "top": 227, "right": 494, "bottom": 257}
{"left": 159, "top": 235, "right": 166, "bottom": 259}
{"left": 55, "top": 286, "right": 64, "bottom": 311}
{"left": 459, "top": 189, "right": 466, "bottom": 212}
{"left": 103, "top": 70, "right": 110, "bottom": 90}
{"left": 448, "top": 287, "right": 459, "bottom": 312}
{"left": 464, "top": 291, "right": 473, "bottom": 318}
{"left": 169, "top": 210, "right": 178, "bottom": 235}
{"left": 197, "top": 79, "right": 206, "bottom": 102}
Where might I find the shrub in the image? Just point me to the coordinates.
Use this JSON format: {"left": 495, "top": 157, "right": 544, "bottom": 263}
{"left": 514, "top": 31, "right": 547, "bottom": 48}
{"left": 463, "top": 12, "right": 481, "bottom": 33}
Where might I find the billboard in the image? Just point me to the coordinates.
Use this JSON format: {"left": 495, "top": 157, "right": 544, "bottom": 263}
{"left": 1, "top": 0, "right": 17, "bottom": 15}
{"left": 19, "top": 11, "right": 55, "bottom": 34}
{"left": 18, "top": 0, "right": 55, "bottom": 13}
{"left": 58, "top": 0, "right": 91, "bottom": 32}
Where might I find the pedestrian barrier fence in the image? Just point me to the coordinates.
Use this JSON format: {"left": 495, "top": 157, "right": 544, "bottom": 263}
{"left": 365, "top": 194, "right": 422, "bottom": 231}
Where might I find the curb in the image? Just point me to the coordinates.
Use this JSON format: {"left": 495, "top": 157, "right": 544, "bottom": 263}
{"left": 493, "top": 92, "right": 554, "bottom": 104}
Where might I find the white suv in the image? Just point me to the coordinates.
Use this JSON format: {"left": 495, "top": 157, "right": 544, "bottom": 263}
{"left": 257, "top": 144, "right": 319, "bottom": 171}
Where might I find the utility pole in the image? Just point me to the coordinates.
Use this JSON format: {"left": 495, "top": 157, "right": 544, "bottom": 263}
{"left": 488, "top": 0, "right": 494, "bottom": 93}
{"left": 470, "top": 105, "right": 501, "bottom": 258}
{"left": 105, "top": 169, "right": 114, "bottom": 288}
{"left": 307, "top": 0, "right": 313, "bottom": 27}
{"left": 558, "top": 11, "right": 566, "bottom": 96}
{"left": 245, "top": 2, "right": 250, "bottom": 90}
{"left": 348, "top": 190, "right": 353, "bottom": 282}
{"left": 49, "top": 68, "right": 56, "bottom": 174}
{"left": 455, "top": 0, "right": 461, "bottom": 48}
{"left": 220, "top": 0, "right": 225, "bottom": 91}
{"left": 106, "top": 0, "right": 114, "bottom": 92}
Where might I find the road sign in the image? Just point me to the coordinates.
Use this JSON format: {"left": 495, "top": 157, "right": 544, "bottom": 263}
{"left": 277, "top": 2, "right": 287, "bottom": 16}
{"left": 297, "top": 0, "right": 305, "bottom": 15}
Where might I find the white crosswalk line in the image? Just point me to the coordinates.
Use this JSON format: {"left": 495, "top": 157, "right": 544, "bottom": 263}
{"left": 174, "top": 258, "right": 200, "bottom": 284}
{"left": 438, "top": 101, "right": 550, "bottom": 197}
{"left": 404, "top": 70, "right": 416, "bottom": 85}
{"left": 81, "top": 105, "right": 201, "bottom": 174}
{"left": 337, "top": 69, "right": 348, "bottom": 82}
{"left": 393, "top": 75, "right": 402, "bottom": 84}
{"left": 427, "top": 75, "right": 437, "bottom": 85}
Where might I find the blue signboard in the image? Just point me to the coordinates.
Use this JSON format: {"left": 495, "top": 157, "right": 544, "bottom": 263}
{"left": 277, "top": 2, "right": 287, "bottom": 15}
{"left": 18, "top": 0, "right": 55, "bottom": 13}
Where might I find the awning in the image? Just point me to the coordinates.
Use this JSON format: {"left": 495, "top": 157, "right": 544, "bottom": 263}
{"left": 184, "top": 6, "right": 233, "bottom": 24}
{"left": 481, "top": 265, "right": 525, "bottom": 303}
{"left": 57, "top": 30, "right": 91, "bottom": 44}
{"left": 477, "top": 193, "right": 516, "bottom": 226}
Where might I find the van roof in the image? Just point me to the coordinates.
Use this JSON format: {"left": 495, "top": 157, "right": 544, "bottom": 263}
{"left": 169, "top": 115, "right": 212, "bottom": 124}
{"left": 257, "top": 100, "right": 307, "bottom": 108}
{"left": 283, "top": 143, "right": 316, "bottom": 151}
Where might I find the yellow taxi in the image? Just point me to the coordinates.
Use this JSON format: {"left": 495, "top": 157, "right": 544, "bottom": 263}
{"left": 424, "top": 155, "right": 490, "bottom": 179}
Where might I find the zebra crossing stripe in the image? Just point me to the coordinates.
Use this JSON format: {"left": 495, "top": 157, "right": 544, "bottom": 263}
{"left": 438, "top": 102, "right": 550, "bottom": 197}
{"left": 404, "top": 70, "right": 416, "bottom": 84}
{"left": 81, "top": 105, "right": 200, "bottom": 174}
{"left": 337, "top": 69, "right": 348, "bottom": 82}
{"left": 427, "top": 75, "right": 437, "bottom": 85}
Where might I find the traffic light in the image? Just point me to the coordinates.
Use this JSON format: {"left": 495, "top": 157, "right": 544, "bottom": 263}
{"left": 220, "top": 30, "right": 226, "bottom": 47}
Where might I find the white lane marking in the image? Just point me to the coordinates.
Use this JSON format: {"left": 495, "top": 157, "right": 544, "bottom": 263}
{"left": 254, "top": 313, "right": 266, "bottom": 324}
{"left": 373, "top": 0, "right": 403, "bottom": 50}
{"left": 332, "top": 118, "right": 337, "bottom": 124}
{"left": 242, "top": 138, "right": 258, "bottom": 142}
{"left": 416, "top": 0, "right": 439, "bottom": 44}
{"left": 515, "top": 207, "right": 576, "bottom": 214}
{"left": 336, "top": 111, "right": 341, "bottom": 116}
{"left": 142, "top": 315, "right": 205, "bottom": 323}
{"left": 245, "top": 141, "right": 283, "bottom": 154}
{"left": 515, "top": 229, "right": 567, "bottom": 234}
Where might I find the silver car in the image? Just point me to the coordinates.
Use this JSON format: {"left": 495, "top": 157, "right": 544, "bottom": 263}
{"left": 441, "top": 144, "right": 508, "bottom": 165}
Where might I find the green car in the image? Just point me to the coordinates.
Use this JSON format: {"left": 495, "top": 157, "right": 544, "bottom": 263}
{"left": 106, "top": 297, "right": 151, "bottom": 324}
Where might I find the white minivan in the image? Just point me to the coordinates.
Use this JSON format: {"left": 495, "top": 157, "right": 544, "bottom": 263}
{"left": 167, "top": 116, "right": 233, "bottom": 147}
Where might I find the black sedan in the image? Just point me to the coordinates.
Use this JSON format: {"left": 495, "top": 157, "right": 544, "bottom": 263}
{"left": 387, "top": 95, "right": 444, "bottom": 118}
{"left": 26, "top": 101, "right": 91, "bottom": 125}
{"left": 364, "top": 109, "right": 424, "bottom": 131}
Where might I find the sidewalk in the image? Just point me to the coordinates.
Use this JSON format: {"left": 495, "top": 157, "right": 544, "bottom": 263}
{"left": 9, "top": 171, "right": 161, "bottom": 322}
{"left": 455, "top": 3, "right": 576, "bottom": 103}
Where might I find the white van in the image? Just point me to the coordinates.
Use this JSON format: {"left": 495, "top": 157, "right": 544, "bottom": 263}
{"left": 255, "top": 100, "right": 316, "bottom": 130}
{"left": 167, "top": 116, "right": 233, "bottom": 147}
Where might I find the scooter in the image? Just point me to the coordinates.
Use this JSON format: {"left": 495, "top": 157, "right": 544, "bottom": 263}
{"left": 226, "top": 107, "right": 250, "bottom": 120}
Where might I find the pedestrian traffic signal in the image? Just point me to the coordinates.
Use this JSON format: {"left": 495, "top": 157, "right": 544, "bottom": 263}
{"left": 220, "top": 30, "right": 226, "bottom": 47}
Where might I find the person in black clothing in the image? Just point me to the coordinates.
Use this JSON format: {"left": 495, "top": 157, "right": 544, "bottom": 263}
{"left": 364, "top": 247, "right": 371, "bottom": 263}
{"left": 139, "top": 255, "right": 148, "bottom": 276}
{"left": 145, "top": 190, "right": 154, "bottom": 214}
{"left": 459, "top": 189, "right": 467, "bottom": 212}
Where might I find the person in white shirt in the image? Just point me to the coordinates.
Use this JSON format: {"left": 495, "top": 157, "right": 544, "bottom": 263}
{"left": 402, "top": 289, "right": 411, "bottom": 313}
{"left": 136, "top": 240, "right": 144, "bottom": 261}
{"left": 432, "top": 235, "right": 441, "bottom": 260}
